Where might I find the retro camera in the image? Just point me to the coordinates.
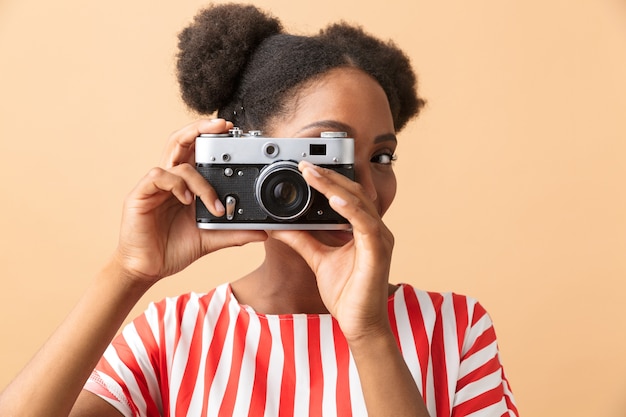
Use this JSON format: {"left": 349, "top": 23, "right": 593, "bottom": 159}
{"left": 195, "top": 128, "right": 355, "bottom": 230}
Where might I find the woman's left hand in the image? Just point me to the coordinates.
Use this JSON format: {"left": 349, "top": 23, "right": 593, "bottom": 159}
{"left": 269, "top": 160, "right": 394, "bottom": 342}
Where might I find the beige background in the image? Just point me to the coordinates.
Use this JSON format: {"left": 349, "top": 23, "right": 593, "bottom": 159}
{"left": 1, "top": 0, "right": 625, "bottom": 415}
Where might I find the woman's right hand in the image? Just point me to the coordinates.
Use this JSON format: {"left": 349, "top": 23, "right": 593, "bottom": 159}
{"left": 114, "top": 119, "right": 267, "bottom": 287}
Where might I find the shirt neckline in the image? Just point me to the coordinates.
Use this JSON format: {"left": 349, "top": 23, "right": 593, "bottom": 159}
{"left": 223, "top": 282, "right": 405, "bottom": 320}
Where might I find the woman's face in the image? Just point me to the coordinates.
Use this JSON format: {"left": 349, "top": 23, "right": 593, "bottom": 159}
{"left": 268, "top": 67, "right": 398, "bottom": 245}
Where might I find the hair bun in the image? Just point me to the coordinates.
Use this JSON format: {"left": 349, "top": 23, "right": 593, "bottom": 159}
{"left": 176, "top": 4, "right": 282, "bottom": 114}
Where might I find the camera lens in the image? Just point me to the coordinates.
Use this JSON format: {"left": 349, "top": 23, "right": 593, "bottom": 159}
{"left": 273, "top": 182, "right": 298, "bottom": 206}
{"left": 256, "top": 161, "right": 312, "bottom": 221}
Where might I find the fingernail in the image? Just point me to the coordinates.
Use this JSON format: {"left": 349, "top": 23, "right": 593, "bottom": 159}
{"left": 214, "top": 198, "right": 225, "bottom": 213}
{"left": 300, "top": 160, "right": 322, "bottom": 177}
{"left": 299, "top": 160, "right": 313, "bottom": 169}
{"left": 210, "top": 118, "right": 224, "bottom": 123}
{"left": 329, "top": 195, "right": 348, "bottom": 207}
{"left": 185, "top": 190, "right": 193, "bottom": 204}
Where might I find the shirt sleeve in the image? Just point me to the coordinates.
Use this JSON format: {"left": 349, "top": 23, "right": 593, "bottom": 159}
{"left": 451, "top": 300, "right": 518, "bottom": 416}
{"left": 83, "top": 301, "right": 165, "bottom": 417}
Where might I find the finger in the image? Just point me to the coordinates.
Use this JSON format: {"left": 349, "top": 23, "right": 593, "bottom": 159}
{"left": 161, "top": 118, "right": 234, "bottom": 168}
{"left": 298, "top": 161, "right": 380, "bottom": 232}
{"left": 131, "top": 167, "right": 195, "bottom": 209}
{"left": 299, "top": 160, "right": 372, "bottom": 206}
{"left": 299, "top": 161, "right": 394, "bottom": 257}
{"left": 169, "top": 163, "right": 225, "bottom": 216}
{"left": 199, "top": 229, "right": 268, "bottom": 254}
{"left": 130, "top": 165, "right": 225, "bottom": 217}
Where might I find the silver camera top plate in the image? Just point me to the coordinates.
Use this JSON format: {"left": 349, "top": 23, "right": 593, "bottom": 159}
{"left": 195, "top": 131, "right": 354, "bottom": 165}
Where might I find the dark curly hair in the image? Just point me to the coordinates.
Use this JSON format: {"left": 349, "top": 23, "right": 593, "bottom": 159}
{"left": 176, "top": 3, "right": 425, "bottom": 132}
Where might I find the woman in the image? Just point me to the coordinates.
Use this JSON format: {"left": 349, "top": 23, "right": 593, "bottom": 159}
{"left": 0, "top": 4, "right": 517, "bottom": 416}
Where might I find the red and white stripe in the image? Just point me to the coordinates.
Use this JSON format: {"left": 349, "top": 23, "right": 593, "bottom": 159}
{"left": 85, "top": 283, "right": 517, "bottom": 416}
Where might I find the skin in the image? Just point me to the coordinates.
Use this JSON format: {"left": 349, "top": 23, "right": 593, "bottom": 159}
{"left": 0, "top": 68, "right": 429, "bottom": 416}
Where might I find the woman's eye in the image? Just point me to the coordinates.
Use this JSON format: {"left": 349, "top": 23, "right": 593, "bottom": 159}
{"left": 371, "top": 153, "right": 397, "bottom": 165}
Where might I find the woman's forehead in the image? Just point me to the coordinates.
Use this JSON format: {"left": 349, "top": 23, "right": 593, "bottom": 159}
{"left": 282, "top": 69, "right": 394, "bottom": 134}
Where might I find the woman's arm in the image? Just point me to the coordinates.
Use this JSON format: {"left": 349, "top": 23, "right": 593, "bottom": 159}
{"left": 348, "top": 328, "right": 430, "bottom": 417}
{"left": 0, "top": 260, "right": 149, "bottom": 417}
{"left": 0, "top": 119, "right": 267, "bottom": 417}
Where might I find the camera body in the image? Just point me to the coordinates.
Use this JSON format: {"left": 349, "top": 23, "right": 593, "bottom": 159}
{"left": 195, "top": 128, "right": 355, "bottom": 230}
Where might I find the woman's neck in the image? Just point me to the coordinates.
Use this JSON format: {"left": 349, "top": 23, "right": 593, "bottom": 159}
{"left": 230, "top": 238, "right": 330, "bottom": 315}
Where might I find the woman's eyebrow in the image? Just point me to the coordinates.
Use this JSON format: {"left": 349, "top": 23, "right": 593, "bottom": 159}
{"left": 374, "top": 133, "right": 397, "bottom": 144}
{"left": 296, "top": 120, "right": 353, "bottom": 136}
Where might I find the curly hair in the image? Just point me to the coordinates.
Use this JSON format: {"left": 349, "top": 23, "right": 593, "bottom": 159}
{"left": 176, "top": 3, "right": 425, "bottom": 132}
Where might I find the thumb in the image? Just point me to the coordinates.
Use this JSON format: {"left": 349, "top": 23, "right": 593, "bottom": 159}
{"left": 200, "top": 230, "right": 268, "bottom": 254}
{"left": 268, "top": 230, "right": 330, "bottom": 273}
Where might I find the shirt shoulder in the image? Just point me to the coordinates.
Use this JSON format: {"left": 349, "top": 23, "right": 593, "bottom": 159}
{"left": 392, "top": 284, "right": 485, "bottom": 322}
{"left": 144, "top": 283, "right": 232, "bottom": 326}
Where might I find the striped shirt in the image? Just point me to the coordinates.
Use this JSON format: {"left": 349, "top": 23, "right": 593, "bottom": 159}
{"left": 85, "top": 283, "right": 518, "bottom": 416}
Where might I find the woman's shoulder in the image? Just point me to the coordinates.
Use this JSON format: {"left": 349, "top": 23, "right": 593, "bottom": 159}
{"left": 391, "top": 283, "right": 495, "bottom": 342}
{"left": 142, "top": 283, "right": 234, "bottom": 323}
{"left": 393, "top": 283, "right": 484, "bottom": 316}
{"left": 392, "top": 284, "right": 501, "bottom": 356}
